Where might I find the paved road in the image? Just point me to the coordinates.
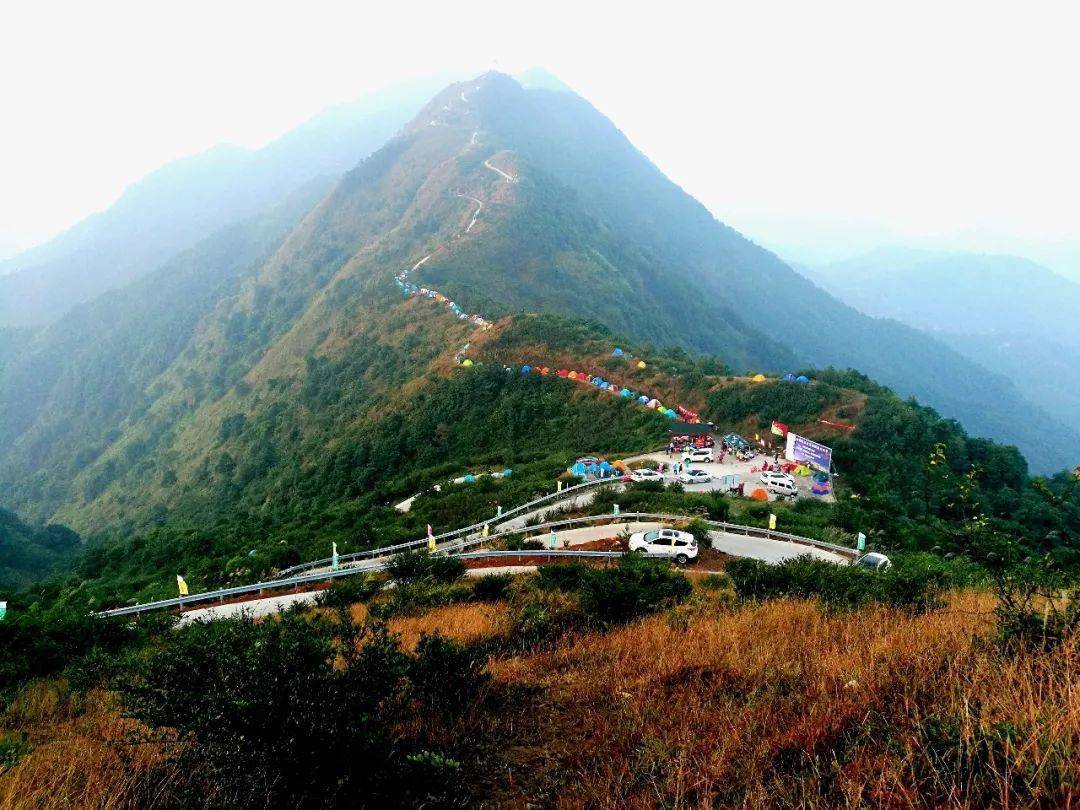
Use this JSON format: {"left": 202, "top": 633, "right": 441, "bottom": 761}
{"left": 483, "top": 157, "right": 516, "bottom": 183}
{"left": 709, "top": 531, "right": 846, "bottom": 563}
{"left": 178, "top": 591, "right": 321, "bottom": 625}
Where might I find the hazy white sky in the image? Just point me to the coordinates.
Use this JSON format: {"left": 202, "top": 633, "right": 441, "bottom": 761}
{"left": 2, "top": 0, "right": 1078, "bottom": 273}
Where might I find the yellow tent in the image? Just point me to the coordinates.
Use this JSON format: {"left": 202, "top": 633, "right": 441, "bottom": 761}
{"left": 751, "top": 373, "right": 767, "bottom": 382}
{"left": 461, "top": 359, "right": 473, "bottom": 367}
{"left": 637, "top": 360, "right": 647, "bottom": 369}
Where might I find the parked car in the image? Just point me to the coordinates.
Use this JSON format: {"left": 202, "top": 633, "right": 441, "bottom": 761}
{"left": 855, "top": 552, "right": 892, "bottom": 571}
{"left": 682, "top": 447, "right": 715, "bottom": 464}
{"left": 628, "top": 528, "right": 699, "bottom": 563}
{"left": 759, "top": 470, "right": 795, "bottom": 487}
{"left": 631, "top": 468, "right": 664, "bottom": 482}
{"left": 678, "top": 469, "right": 712, "bottom": 485}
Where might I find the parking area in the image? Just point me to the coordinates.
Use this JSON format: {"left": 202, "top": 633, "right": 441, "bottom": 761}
{"left": 624, "top": 450, "right": 833, "bottom": 503}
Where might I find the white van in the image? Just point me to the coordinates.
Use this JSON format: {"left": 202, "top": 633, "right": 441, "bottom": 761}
{"left": 764, "top": 476, "right": 798, "bottom": 498}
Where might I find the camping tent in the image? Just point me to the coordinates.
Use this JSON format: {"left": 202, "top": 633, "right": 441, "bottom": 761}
{"left": 461, "top": 359, "right": 473, "bottom": 367}
{"left": 637, "top": 395, "right": 649, "bottom": 404}
{"left": 637, "top": 361, "right": 647, "bottom": 369}
{"left": 752, "top": 373, "right": 767, "bottom": 382}
{"left": 612, "top": 347, "right": 624, "bottom": 357}
{"left": 620, "top": 388, "right": 632, "bottom": 397}
{"left": 647, "top": 398, "right": 660, "bottom": 409}
{"left": 795, "top": 375, "right": 810, "bottom": 384}
{"left": 521, "top": 365, "right": 532, "bottom": 374}
{"left": 568, "top": 371, "right": 578, "bottom": 379}
{"left": 663, "top": 409, "right": 677, "bottom": 419}
{"left": 557, "top": 369, "right": 568, "bottom": 377}
{"left": 782, "top": 373, "right": 796, "bottom": 382}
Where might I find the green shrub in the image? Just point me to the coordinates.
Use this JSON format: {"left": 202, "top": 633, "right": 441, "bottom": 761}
{"left": 536, "top": 561, "right": 591, "bottom": 591}
{"left": 472, "top": 573, "right": 513, "bottom": 602}
{"left": 318, "top": 573, "right": 382, "bottom": 608}
{"left": 504, "top": 583, "right": 583, "bottom": 647}
{"left": 502, "top": 535, "right": 545, "bottom": 551}
{"left": 700, "top": 573, "right": 731, "bottom": 591}
{"left": 726, "top": 552, "right": 957, "bottom": 612}
{"left": 379, "top": 581, "right": 473, "bottom": 617}
{"left": 408, "top": 633, "right": 490, "bottom": 717}
{"left": 385, "top": 550, "right": 465, "bottom": 585}
{"left": 579, "top": 553, "right": 692, "bottom": 625}
{"left": 120, "top": 611, "right": 473, "bottom": 807}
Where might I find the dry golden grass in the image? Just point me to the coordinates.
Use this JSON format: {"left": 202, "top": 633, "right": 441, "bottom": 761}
{"left": 387, "top": 602, "right": 501, "bottom": 651}
{"left": 0, "top": 682, "right": 180, "bottom": 810}
{"left": 482, "top": 591, "right": 1078, "bottom": 807}
{"left": 3, "top": 593, "right": 1075, "bottom": 808}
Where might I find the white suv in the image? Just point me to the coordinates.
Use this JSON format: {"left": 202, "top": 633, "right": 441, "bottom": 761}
{"left": 759, "top": 472, "right": 798, "bottom": 498}
{"left": 678, "top": 468, "right": 712, "bottom": 485}
{"left": 628, "top": 528, "right": 699, "bottom": 564}
{"left": 682, "top": 447, "right": 714, "bottom": 464}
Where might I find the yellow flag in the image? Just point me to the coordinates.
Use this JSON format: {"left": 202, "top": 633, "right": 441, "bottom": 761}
{"left": 482, "top": 523, "right": 490, "bottom": 538}
{"left": 768, "top": 513, "right": 777, "bottom": 530}
{"left": 176, "top": 575, "right": 189, "bottom": 596}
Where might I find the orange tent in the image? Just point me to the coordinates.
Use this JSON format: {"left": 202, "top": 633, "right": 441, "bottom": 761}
{"left": 751, "top": 487, "right": 768, "bottom": 501}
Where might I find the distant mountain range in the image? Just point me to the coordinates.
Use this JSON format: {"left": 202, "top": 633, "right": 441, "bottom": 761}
{"left": 0, "top": 74, "right": 460, "bottom": 327}
{"left": 804, "top": 247, "right": 1080, "bottom": 429}
{"left": 1, "top": 72, "right": 1076, "bottom": 545}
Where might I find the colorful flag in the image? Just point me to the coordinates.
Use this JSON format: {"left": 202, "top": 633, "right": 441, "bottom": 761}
{"left": 176, "top": 575, "right": 189, "bottom": 596}
{"left": 771, "top": 421, "right": 789, "bottom": 437}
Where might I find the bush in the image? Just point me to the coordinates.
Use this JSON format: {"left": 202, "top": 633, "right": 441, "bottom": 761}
{"left": 726, "top": 552, "right": 957, "bottom": 612}
{"left": 536, "top": 561, "right": 591, "bottom": 591}
{"left": 318, "top": 573, "right": 382, "bottom": 608}
{"left": 386, "top": 550, "right": 466, "bottom": 585}
{"left": 502, "top": 535, "right": 545, "bottom": 551}
{"left": 378, "top": 580, "right": 473, "bottom": 617}
{"left": 121, "top": 611, "right": 473, "bottom": 807}
{"left": 472, "top": 573, "right": 513, "bottom": 602}
{"left": 579, "top": 554, "right": 692, "bottom": 625}
{"left": 408, "top": 633, "right": 490, "bottom": 717}
{"left": 504, "top": 582, "right": 583, "bottom": 647}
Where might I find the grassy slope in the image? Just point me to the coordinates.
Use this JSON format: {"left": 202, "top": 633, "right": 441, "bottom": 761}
{"left": 1, "top": 589, "right": 1075, "bottom": 807}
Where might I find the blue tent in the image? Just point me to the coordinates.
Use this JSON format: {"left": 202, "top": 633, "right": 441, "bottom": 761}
{"left": 612, "top": 347, "right": 624, "bottom": 357}
{"left": 571, "top": 462, "right": 587, "bottom": 477}
{"left": 783, "top": 372, "right": 796, "bottom": 382}
{"left": 620, "top": 388, "right": 632, "bottom": 397}
{"left": 663, "top": 409, "right": 677, "bottom": 419}
{"left": 463, "top": 474, "right": 477, "bottom": 483}
{"left": 795, "top": 375, "right": 810, "bottom": 384}
{"left": 521, "top": 365, "right": 532, "bottom": 374}
{"left": 637, "top": 395, "right": 649, "bottom": 404}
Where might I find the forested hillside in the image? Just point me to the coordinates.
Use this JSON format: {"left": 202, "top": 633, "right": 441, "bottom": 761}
{"left": 0, "top": 509, "right": 80, "bottom": 590}
{"left": 2, "top": 73, "right": 1078, "bottom": 596}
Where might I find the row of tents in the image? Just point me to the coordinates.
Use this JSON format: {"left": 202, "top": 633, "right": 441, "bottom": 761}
{"left": 395, "top": 273, "right": 493, "bottom": 330}
{"left": 751, "top": 372, "right": 811, "bottom": 384}
{"left": 512, "top": 364, "right": 698, "bottom": 421}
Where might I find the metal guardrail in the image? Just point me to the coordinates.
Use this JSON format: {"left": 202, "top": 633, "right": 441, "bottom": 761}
{"left": 98, "top": 548, "right": 629, "bottom": 618}
{"left": 277, "top": 477, "right": 620, "bottom": 576}
{"left": 96, "top": 511, "right": 855, "bottom": 618}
